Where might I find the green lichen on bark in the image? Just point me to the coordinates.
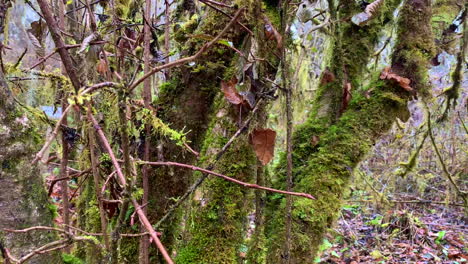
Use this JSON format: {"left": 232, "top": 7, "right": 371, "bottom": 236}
{"left": 75, "top": 170, "right": 105, "bottom": 263}
{"left": 265, "top": 0, "right": 435, "bottom": 262}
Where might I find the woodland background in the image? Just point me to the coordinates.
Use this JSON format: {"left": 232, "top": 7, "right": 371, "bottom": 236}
{"left": 0, "top": 0, "right": 466, "bottom": 263}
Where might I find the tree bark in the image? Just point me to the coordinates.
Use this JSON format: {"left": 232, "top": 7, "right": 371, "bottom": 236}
{"left": 0, "top": 6, "right": 60, "bottom": 259}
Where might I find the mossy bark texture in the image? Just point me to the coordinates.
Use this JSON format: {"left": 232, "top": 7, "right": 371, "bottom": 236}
{"left": 265, "top": 0, "right": 435, "bottom": 262}
{"left": 0, "top": 66, "right": 60, "bottom": 263}
{"left": 175, "top": 97, "right": 258, "bottom": 264}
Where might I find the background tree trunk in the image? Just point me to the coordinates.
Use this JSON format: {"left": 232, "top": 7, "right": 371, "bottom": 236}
{"left": 0, "top": 60, "right": 60, "bottom": 264}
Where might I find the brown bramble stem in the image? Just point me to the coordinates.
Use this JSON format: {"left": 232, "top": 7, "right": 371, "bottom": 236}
{"left": 138, "top": 161, "right": 315, "bottom": 200}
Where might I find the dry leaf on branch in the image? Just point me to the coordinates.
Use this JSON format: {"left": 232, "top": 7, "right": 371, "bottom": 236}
{"left": 263, "top": 16, "right": 283, "bottom": 49}
{"left": 221, "top": 77, "right": 243, "bottom": 105}
{"left": 340, "top": 82, "right": 352, "bottom": 114}
{"left": 27, "top": 20, "right": 47, "bottom": 57}
{"left": 96, "top": 58, "right": 108, "bottom": 76}
{"left": 320, "top": 68, "right": 335, "bottom": 85}
{"left": 352, "top": 0, "right": 385, "bottom": 26}
{"left": 380, "top": 67, "right": 413, "bottom": 92}
{"left": 78, "top": 33, "right": 97, "bottom": 54}
{"left": 250, "top": 128, "right": 276, "bottom": 165}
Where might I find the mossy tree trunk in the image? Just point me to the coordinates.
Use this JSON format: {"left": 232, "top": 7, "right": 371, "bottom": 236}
{"left": 143, "top": 2, "right": 256, "bottom": 260}
{"left": 175, "top": 96, "right": 260, "bottom": 263}
{"left": 0, "top": 8, "right": 60, "bottom": 261}
{"left": 173, "top": 1, "right": 286, "bottom": 262}
{"left": 265, "top": 0, "right": 435, "bottom": 262}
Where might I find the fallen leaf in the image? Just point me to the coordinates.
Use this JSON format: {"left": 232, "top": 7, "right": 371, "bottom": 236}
{"left": 221, "top": 77, "right": 243, "bottom": 105}
{"left": 380, "top": 67, "right": 413, "bottom": 92}
{"left": 250, "top": 128, "right": 276, "bottom": 165}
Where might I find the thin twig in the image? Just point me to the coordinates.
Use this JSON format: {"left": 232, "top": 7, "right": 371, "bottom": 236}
{"left": 48, "top": 168, "right": 91, "bottom": 196}
{"left": 29, "top": 41, "right": 107, "bottom": 70}
{"left": 427, "top": 108, "right": 467, "bottom": 209}
{"left": 32, "top": 104, "right": 73, "bottom": 164}
{"left": 199, "top": 0, "right": 253, "bottom": 35}
{"left": 154, "top": 98, "right": 265, "bottom": 228}
{"left": 138, "top": 161, "right": 315, "bottom": 200}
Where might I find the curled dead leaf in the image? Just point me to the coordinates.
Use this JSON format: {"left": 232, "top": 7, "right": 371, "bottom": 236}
{"left": 320, "top": 68, "right": 335, "bottom": 85}
{"left": 311, "top": 135, "right": 320, "bottom": 147}
{"left": 263, "top": 16, "right": 283, "bottom": 49}
{"left": 250, "top": 128, "right": 276, "bottom": 166}
{"left": 340, "top": 82, "right": 352, "bottom": 114}
{"left": 96, "top": 58, "right": 108, "bottom": 76}
{"left": 380, "top": 67, "right": 413, "bottom": 92}
{"left": 221, "top": 77, "right": 243, "bottom": 105}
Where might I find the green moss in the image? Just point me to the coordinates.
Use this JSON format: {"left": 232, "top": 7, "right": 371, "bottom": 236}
{"left": 75, "top": 177, "right": 103, "bottom": 263}
{"left": 62, "top": 253, "right": 85, "bottom": 264}
{"left": 175, "top": 96, "right": 257, "bottom": 263}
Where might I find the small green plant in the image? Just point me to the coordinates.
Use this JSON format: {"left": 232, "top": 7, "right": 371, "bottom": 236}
{"left": 366, "top": 215, "right": 383, "bottom": 226}
{"left": 435, "top": 230, "right": 446, "bottom": 244}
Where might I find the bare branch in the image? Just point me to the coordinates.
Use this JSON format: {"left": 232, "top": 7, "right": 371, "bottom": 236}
{"left": 87, "top": 111, "right": 174, "bottom": 264}
{"left": 32, "top": 104, "right": 73, "bottom": 164}
{"left": 138, "top": 161, "right": 316, "bottom": 200}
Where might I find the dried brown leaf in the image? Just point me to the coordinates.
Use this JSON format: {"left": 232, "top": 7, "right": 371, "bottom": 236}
{"left": 250, "top": 128, "right": 276, "bottom": 165}
{"left": 340, "top": 82, "right": 352, "bottom": 114}
{"left": 380, "top": 67, "right": 413, "bottom": 92}
{"left": 311, "top": 135, "right": 320, "bottom": 147}
{"left": 221, "top": 77, "right": 243, "bottom": 105}
{"left": 96, "top": 58, "right": 108, "bottom": 76}
{"left": 263, "top": 16, "right": 283, "bottom": 49}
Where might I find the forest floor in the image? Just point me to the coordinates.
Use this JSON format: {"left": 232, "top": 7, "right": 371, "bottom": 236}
{"left": 318, "top": 199, "right": 467, "bottom": 264}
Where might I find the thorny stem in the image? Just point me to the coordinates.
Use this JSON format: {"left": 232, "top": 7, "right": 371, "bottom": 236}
{"left": 87, "top": 111, "right": 174, "bottom": 264}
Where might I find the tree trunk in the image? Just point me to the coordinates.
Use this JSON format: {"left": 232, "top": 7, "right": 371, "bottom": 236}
{"left": 265, "top": 0, "right": 436, "bottom": 262}
{"left": 0, "top": 46, "right": 60, "bottom": 264}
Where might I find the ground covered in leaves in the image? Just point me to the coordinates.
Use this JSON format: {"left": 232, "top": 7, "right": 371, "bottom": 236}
{"left": 317, "top": 201, "right": 467, "bottom": 264}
